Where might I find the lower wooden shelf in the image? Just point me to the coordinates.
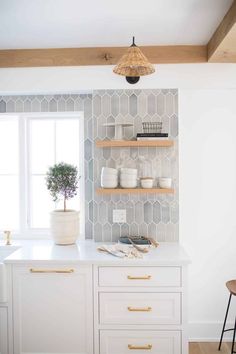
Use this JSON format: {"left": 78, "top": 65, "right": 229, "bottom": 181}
{"left": 96, "top": 140, "right": 174, "bottom": 147}
{"left": 96, "top": 188, "right": 174, "bottom": 194}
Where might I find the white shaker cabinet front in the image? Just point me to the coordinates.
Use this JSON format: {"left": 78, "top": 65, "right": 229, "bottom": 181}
{"left": 0, "top": 307, "right": 8, "bottom": 354}
{"left": 12, "top": 265, "right": 93, "bottom": 354}
{"left": 95, "top": 265, "right": 188, "bottom": 354}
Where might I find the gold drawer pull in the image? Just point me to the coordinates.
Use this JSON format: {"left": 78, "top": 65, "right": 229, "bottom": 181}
{"left": 30, "top": 268, "right": 74, "bottom": 274}
{"left": 128, "top": 344, "right": 152, "bottom": 350}
{"left": 128, "top": 306, "right": 152, "bottom": 312}
{"left": 127, "top": 275, "right": 151, "bottom": 280}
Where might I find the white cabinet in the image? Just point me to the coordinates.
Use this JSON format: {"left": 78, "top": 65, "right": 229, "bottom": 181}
{"left": 95, "top": 265, "right": 188, "bottom": 354}
{"left": 98, "top": 266, "right": 181, "bottom": 287}
{"left": 6, "top": 242, "right": 189, "bottom": 354}
{"left": 0, "top": 307, "right": 8, "bottom": 354}
{"left": 99, "top": 292, "right": 181, "bottom": 325}
{"left": 12, "top": 265, "right": 93, "bottom": 354}
{"left": 100, "top": 330, "right": 181, "bottom": 354}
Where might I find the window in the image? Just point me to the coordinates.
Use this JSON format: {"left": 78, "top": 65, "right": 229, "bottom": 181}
{"left": 0, "top": 118, "right": 19, "bottom": 230}
{"left": 0, "top": 112, "right": 84, "bottom": 238}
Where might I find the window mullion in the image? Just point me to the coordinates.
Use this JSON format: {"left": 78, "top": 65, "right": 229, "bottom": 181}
{"left": 54, "top": 120, "right": 57, "bottom": 164}
{"left": 18, "top": 116, "right": 28, "bottom": 236}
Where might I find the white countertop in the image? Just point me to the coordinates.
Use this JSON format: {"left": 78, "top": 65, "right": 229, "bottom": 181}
{"left": 1, "top": 240, "right": 190, "bottom": 266}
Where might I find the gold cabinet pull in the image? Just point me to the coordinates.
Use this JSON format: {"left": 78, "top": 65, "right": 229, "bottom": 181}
{"left": 128, "top": 344, "right": 152, "bottom": 350}
{"left": 30, "top": 268, "right": 74, "bottom": 274}
{"left": 127, "top": 275, "right": 151, "bottom": 280}
{"left": 128, "top": 306, "right": 152, "bottom": 312}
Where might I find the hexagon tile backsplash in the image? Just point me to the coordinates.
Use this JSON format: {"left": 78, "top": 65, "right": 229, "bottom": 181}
{"left": 0, "top": 89, "right": 178, "bottom": 242}
{"left": 92, "top": 89, "right": 178, "bottom": 242}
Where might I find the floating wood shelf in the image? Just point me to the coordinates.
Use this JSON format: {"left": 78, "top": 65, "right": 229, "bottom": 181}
{"left": 96, "top": 188, "right": 174, "bottom": 195}
{"left": 96, "top": 140, "right": 173, "bottom": 148}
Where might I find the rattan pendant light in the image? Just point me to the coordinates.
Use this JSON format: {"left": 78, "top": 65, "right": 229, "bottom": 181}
{"left": 113, "top": 37, "right": 155, "bottom": 84}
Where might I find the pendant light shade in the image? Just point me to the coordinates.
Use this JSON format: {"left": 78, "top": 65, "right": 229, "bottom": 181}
{"left": 113, "top": 37, "right": 155, "bottom": 84}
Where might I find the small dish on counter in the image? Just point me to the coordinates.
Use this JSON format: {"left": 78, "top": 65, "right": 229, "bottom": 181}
{"left": 140, "top": 177, "right": 154, "bottom": 189}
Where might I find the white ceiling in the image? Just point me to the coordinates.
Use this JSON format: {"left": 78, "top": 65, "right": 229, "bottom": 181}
{"left": 0, "top": 0, "right": 233, "bottom": 49}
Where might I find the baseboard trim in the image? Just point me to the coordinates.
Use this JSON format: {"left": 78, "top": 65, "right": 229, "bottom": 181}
{"left": 189, "top": 321, "right": 234, "bottom": 341}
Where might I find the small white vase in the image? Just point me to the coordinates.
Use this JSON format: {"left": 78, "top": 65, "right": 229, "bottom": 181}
{"left": 50, "top": 210, "right": 80, "bottom": 245}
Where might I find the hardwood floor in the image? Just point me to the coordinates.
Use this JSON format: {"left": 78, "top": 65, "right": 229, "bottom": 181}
{"left": 190, "top": 342, "right": 232, "bottom": 354}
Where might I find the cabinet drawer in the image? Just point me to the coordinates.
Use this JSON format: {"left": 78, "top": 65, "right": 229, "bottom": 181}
{"left": 98, "top": 266, "right": 181, "bottom": 287}
{"left": 99, "top": 292, "right": 181, "bottom": 325}
{"left": 100, "top": 330, "right": 181, "bottom": 354}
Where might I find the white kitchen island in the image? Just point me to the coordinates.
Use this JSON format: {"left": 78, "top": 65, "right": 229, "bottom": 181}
{"left": 2, "top": 240, "right": 190, "bottom": 354}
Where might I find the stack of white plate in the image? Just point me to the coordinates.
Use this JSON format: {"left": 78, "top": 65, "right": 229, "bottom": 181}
{"left": 120, "top": 168, "right": 138, "bottom": 188}
{"left": 101, "top": 167, "right": 118, "bottom": 188}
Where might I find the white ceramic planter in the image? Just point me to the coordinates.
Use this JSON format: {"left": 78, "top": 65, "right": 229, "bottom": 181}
{"left": 50, "top": 210, "right": 80, "bottom": 245}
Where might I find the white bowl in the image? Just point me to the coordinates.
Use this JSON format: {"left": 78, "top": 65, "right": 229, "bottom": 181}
{"left": 120, "top": 168, "right": 138, "bottom": 175}
{"left": 101, "top": 175, "right": 118, "bottom": 185}
{"left": 101, "top": 167, "right": 118, "bottom": 176}
{"left": 101, "top": 181, "right": 118, "bottom": 188}
{"left": 159, "top": 177, "right": 172, "bottom": 189}
{"left": 120, "top": 180, "right": 137, "bottom": 188}
{"left": 101, "top": 174, "right": 118, "bottom": 180}
{"left": 101, "top": 177, "right": 118, "bottom": 188}
{"left": 120, "top": 174, "right": 138, "bottom": 182}
{"left": 101, "top": 175, "right": 118, "bottom": 182}
{"left": 140, "top": 178, "right": 154, "bottom": 189}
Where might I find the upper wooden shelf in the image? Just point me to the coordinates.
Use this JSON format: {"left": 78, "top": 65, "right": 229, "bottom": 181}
{"left": 96, "top": 140, "right": 173, "bottom": 148}
{"left": 96, "top": 188, "right": 174, "bottom": 195}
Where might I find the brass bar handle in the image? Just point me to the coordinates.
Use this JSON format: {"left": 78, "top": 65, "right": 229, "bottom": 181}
{"left": 128, "top": 306, "right": 152, "bottom": 312}
{"left": 127, "top": 275, "right": 151, "bottom": 280}
{"left": 30, "top": 268, "right": 74, "bottom": 274}
{"left": 4, "top": 230, "right": 11, "bottom": 246}
{"left": 128, "top": 344, "right": 152, "bottom": 350}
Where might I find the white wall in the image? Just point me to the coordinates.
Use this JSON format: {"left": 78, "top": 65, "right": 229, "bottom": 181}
{"left": 1, "top": 63, "right": 236, "bottom": 341}
{"left": 179, "top": 89, "right": 236, "bottom": 340}
{"left": 1, "top": 64, "right": 236, "bottom": 94}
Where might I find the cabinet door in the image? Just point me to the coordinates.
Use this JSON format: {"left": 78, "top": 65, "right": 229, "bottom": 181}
{"left": 13, "top": 265, "right": 93, "bottom": 354}
{"left": 100, "top": 330, "right": 181, "bottom": 354}
{"left": 0, "top": 307, "right": 8, "bottom": 354}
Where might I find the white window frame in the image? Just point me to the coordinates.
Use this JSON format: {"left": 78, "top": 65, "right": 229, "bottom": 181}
{"left": 0, "top": 112, "right": 85, "bottom": 239}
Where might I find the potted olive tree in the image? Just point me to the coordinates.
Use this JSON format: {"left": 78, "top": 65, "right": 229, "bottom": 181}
{"left": 46, "top": 162, "right": 80, "bottom": 245}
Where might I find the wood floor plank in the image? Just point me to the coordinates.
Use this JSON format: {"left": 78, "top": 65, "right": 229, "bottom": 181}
{"left": 189, "top": 342, "right": 202, "bottom": 354}
{"left": 189, "top": 342, "right": 231, "bottom": 354}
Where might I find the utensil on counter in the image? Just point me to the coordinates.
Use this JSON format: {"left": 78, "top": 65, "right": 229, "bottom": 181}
{"left": 127, "top": 237, "right": 149, "bottom": 253}
{"left": 119, "top": 236, "right": 159, "bottom": 248}
{"left": 97, "top": 244, "right": 143, "bottom": 258}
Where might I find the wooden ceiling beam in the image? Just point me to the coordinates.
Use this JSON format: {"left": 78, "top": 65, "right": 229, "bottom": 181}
{"left": 0, "top": 45, "right": 207, "bottom": 68}
{"left": 208, "top": 0, "right": 236, "bottom": 62}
